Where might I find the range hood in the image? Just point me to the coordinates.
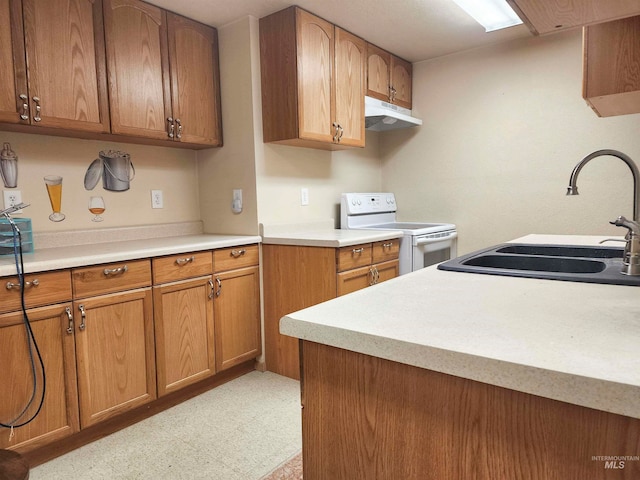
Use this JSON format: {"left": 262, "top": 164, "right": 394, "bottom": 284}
{"left": 364, "top": 96, "right": 422, "bottom": 131}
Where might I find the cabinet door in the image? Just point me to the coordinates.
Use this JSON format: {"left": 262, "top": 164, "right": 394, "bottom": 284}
{"left": 74, "top": 289, "right": 155, "bottom": 427}
{"left": 153, "top": 276, "right": 215, "bottom": 396}
{"left": 366, "top": 43, "right": 391, "bottom": 102}
{"left": 337, "top": 265, "right": 373, "bottom": 297}
{"left": 391, "top": 56, "right": 412, "bottom": 109}
{"left": 21, "top": 0, "right": 109, "bottom": 132}
{"left": 375, "top": 259, "right": 400, "bottom": 284}
{"left": 583, "top": 16, "right": 640, "bottom": 117}
{"left": 214, "top": 266, "right": 261, "bottom": 371}
{"left": 0, "top": 304, "right": 79, "bottom": 452}
{"left": 167, "top": 13, "right": 222, "bottom": 146}
{"left": 103, "top": 0, "right": 172, "bottom": 140}
{"left": 296, "top": 9, "right": 334, "bottom": 143}
{"left": 334, "top": 27, "right": 365, "bottom": 147}
{"left": 0, "top": 0, "right": 28, "bottom": 124}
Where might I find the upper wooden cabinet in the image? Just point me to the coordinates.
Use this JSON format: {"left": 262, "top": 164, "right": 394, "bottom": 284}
{"left": 367, "top": 43, "right": 412, "bottom": 109}
{"left": 103, "top": 0, "right": 222, "bottom": 146}
{"left": 583, "top": 15, "right": 640, "bottom": 117}
{"left": 260, "top": 7, "right": 365, "bottom": 149}
{"left": 507, "top": 0, "right": 640, "bottom": 35}
{"left": 1, "top": 0, "right": 109, "bottom": 132}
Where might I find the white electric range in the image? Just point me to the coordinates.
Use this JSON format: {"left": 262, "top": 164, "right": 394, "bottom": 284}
{"left": 340, "top": 193, "right": 457, "bottom": 275}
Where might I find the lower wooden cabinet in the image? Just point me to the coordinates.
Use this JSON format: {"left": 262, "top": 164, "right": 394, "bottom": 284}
{"left": 73, "top": 288, "right": 156, "bottom": 428}
{"left": 264, "top": 241, "right": 400, "bottom": 379}
{"left": 0, "top": 303, "right": 79, "bottom": 452}
{"left": 214, "top": 265, "right": 261, "bottom": 371}
{"left": 153, "top": 275, "right": 215, "bottom": 396}
{"left": 0, "top": 242, "right": 260, "bottom": 457}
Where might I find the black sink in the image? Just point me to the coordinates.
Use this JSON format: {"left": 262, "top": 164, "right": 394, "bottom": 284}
{"left": 495, "top": 244, "right": 623, "bottom": 259}
{"left": 438, "top": 243, "right": 639, "bottom": 286}
{"left": 463, "top": 254, "right": 606, "bottom": 274}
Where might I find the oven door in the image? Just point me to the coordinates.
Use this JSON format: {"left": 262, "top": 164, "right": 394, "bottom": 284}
{"left": 412, "top": 231, "right": 458, "bottom": 271}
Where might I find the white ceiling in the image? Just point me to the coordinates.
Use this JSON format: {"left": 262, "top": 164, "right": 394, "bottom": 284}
{"left": 145, "top": 0, "right": 533, "bottom": 62}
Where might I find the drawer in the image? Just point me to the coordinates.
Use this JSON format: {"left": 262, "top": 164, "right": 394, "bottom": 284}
{"left": 0, "top": 270, "right": 72, "bottom": 314}
{"left": 152, "top": 251, "right": 213, "bottom": 284}
{"left": 72, "top": 259, "right": 151, "bottom": 298}
{"left": 214, "top": 244, "right": 259, "bottom": 272}
{"left": 372, "top": 239, "right": 400, "bottom": 263}
{"left": 337, "top": 243, "right": 372, "bottom": 272}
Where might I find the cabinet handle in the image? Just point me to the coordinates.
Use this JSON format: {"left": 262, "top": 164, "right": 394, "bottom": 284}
{"left": 231, "top": 249, "right": 246, "bottom": 258}
{"left": 215, "top": 277, "right": 222, "bottom": 297}
{"left": 32, "top": 96, "right": 41, "bottom": 122}
{"left": 368, "top": 267, "right": 376, "bottom": 286}
{"left": 175, "top": 256, "right": 195, "bottom": 266}
{"left": 208, "top": 279, "right": 215, "bottom": 299}
{"left": 389, "top": 86, "right": 397, "bottom": 103}
{"left": 167, "top": 117, "right": 175, "bottom": 138}
{"left": 6, "top": 278, "right": 39, "bottom": 290}
{"left": 383, "top": 242, "right": 393, "bottom": 249}
{"left": 19, "top": 94, "right": 29, "bottom": 120}
{"left": 175, "top": 118, "right": 182, "bottom": 139}
{"left": 332, "top": 122, "right": 340, "bottom": 142}
{"left": 78, "top": 304, "right": 86, "bottom": 331}
{"left": 103, "top": 265, "right": 128, "bottom": 276}
{"left": 65, "top": 307, "right": 74, "bottom": 335}
{"left": 338, "top": 124, "right": 344, "bottom": 142}
{"left": 352, "top": 248, "right": 364, "bottom": 254}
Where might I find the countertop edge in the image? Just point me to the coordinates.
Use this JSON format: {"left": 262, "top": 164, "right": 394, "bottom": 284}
{"left": 0, "top": 234, "right": 262, "bottom": 275}
{"left": 280, "top": 317, "right": 639, "bottom": 419}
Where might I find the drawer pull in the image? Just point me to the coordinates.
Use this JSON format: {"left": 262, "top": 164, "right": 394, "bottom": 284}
{"left": 215, "top": 277, "right": 222, "bottom": 297}
{"left": 382, "top": 242, "right": 393, "bottom": 248}
{"left": 103, "top": 265, "right": 128, "bottom": 276}
{"left": 231, "top": 249, "right": 246, "bottom": 258}
{"left": 6, "top": 278, "right": 39, "bottom": 290}
{"left": 208, "top": 279, "right": 215, "bottom": 299}
{"left": 352, "top": 248, "right": 364, "bottom": 254}
{"left": 175, "top": 256, "right": 195, "bottom": 266}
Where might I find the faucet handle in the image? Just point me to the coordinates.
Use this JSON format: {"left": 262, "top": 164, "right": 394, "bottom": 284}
{"left": 609, "top": 216, "right": 640, "bottom": 235}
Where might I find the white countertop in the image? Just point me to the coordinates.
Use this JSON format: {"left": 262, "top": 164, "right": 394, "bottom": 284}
{"left": 281, "top": 234, "right": 640, "bottom": 419}
{"left": 260, "top": 220, "right": 403, "bottom": 247}
{"left": 0, "top": 233, "right": 261, "bottom": 275}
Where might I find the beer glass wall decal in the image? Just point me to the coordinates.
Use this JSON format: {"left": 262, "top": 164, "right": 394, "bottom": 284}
{"left": 44, "top": 175, "right": 65, "bottom": 222}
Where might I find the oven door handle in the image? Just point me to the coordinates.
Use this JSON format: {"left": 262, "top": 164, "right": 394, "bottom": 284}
{"left": 414, "top": 231, "right": 457, "bottom": 246}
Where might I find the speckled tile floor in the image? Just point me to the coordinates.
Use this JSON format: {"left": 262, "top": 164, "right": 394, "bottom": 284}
{"left": 29, "top": 371, "right": 302, "bottom": 480}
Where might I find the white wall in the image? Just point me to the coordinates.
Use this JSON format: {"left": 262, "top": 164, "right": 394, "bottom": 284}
{"left": 380, "top": 30, "right": 640, "bottom": 254}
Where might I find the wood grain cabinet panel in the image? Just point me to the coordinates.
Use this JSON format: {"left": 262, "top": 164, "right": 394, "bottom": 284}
{"left": 0, "top": 304, "right": 79, "bottom": 453}
{"left": 102, "top": 0, "right": 170, "bottom": 140}
{"left": 366, "top": 43, "right": 412, "bottom": 109}
{"left": 507, "top": 0, "right": 640, "bottom": 35}
{"left": 152, "top": 251, "right": 213, "bottom": 284}
{"left": 0, "top": 0, "right": 27, "bottom": 124}
{"left": 213, "top": 244, "right": 259, "bottom": 272}
{"left": 583, "top": 15, "right": 640, "bottom": 117}
{"left": 19, "top": 0, "right": 109, "bottom": 132}
{"left": 103, "top": 0, "right": 222, "bottom": 146}
{"left": 74, "top": 288, "right": 156, "bottom": 427}
{"left": 153, "top": 276, "right": 215, "bottom": 396}
{"left": 264, "top": 242, "right": 399, "bottom": 379}
{"left": 260, "top": 6, "right": 365, "bottom": 149}
{"left": 213, "top": 265, "right": 261, "bottom": 372}
{"left": 0, "top": 270, "right": 72, "bottom": 314}
{"left": 72, "top": 259, "right": 151, "bottom": 298}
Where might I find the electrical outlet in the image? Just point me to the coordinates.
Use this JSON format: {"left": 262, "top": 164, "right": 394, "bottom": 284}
{"left": 301, "top": 187, "right": 309, "bottom": 206}
{"left": 151, "top": 190, "right": 163, "bottom": 209}
{"left": 3, "top": 190, "right": 22, "bottom": 213}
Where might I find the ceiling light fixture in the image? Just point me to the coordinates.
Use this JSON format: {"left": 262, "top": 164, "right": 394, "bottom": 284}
{"left": 451, "top": 0, "right": 523, "bottom": 32}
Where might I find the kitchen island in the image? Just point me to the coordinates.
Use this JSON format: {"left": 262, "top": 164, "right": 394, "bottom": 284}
{"left": 281, "top": 235, "right": 640, "bottom": 479}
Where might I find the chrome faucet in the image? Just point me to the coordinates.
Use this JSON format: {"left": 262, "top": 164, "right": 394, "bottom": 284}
{"left": 566, "top": 149, "right": 640, "bottom": 276}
